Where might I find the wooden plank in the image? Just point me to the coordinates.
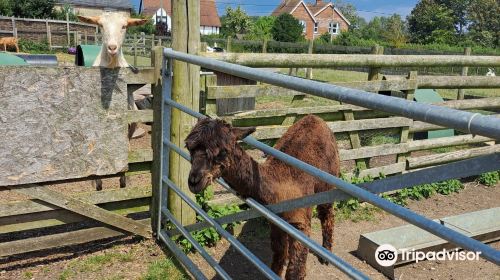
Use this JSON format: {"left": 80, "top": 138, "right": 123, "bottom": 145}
{"left": 123, "top": 68, "right": 155, "bottom": 85}
{"left": 13, "top": 185, "right": 151, "bottom": 237}
{"left": 207, "top": 84, "right": 304, "bottom": 99}
{"left": 0, "top": 220, "right": 150, "bottom": 258}
{"left": 129, "top": 149, "right": 153, "bottom": 163}
{"left": 0, "top": 199, "right": 149, "bottom": 234}
{"left": 409, "top": 134, "right": 493, "bottom": 151}
{"left": 408, "top": 145, "right": 500, "bottom": 169}
{"left": 252, "top": 117, "right": 412, "bottom": 140}
{"left": 230, "top": 104, "right": 362, "bottom": 120}
{"left": 411, "top": 114, "right": 500, "bottom": 133}
{"left": 126, "top": 110, "right": 154, "bottom": 123}
{"left": 0, "top": 67, "right": 129, "bottom": 186}
{"left": 343, "top": 162, "right": 406, "bottom": 181}
{"left": 203, "top": 53, "right": 500, "bottom": 68}
{"left": 340, "top": 144, "right": 409, "bottom": 161}
{"left": 0, "top": 187, "right": 151, "bottom": 218}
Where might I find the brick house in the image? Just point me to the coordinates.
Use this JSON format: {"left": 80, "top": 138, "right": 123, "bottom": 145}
{"left": 143, "top": 0, "right": 221, "bottom": 35}
{"left": 272, "top": 0, "right": 350, "bottom": 40}
{"left": 55, "top": 0, "right": 132, "bottom": 17}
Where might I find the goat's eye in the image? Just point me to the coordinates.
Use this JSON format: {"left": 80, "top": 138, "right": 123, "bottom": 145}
{"left": 122, "top": 25, "right": 127, "bottom": 30}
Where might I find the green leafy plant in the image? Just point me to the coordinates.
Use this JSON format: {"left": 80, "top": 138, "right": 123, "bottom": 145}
{"left": 383, "top": 179, "right": 463, "bottom": 206}
{"left": 478, "top": 171, "right": 499, "bottom": 187}
{"left": 18, "top": 39, "right": 52, "bottom": 54}
{"left": 174, "top": 186, "right": 241, "bottom": 253}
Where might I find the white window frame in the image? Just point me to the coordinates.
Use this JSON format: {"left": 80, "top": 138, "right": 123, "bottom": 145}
{"left": 314, "top": 22, "right": 318, "bottom": 34}
{"left": 329, "top": 21, "right": 339, "bottom": 34}
{"left": 299, "top": 20, "right": 306, "bottom": 33}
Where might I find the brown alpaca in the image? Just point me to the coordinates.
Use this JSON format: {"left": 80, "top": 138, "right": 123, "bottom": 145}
{"left": 185, "top": 114, "right": 340, "bottom": 279}
{"left": 0, "top": 37, "right": 19, "bottom": 53}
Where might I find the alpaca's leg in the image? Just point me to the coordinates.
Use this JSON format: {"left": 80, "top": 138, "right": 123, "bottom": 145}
{"left": 316, "top": 203, "right": 334, "bottom": 264}
{"left": 270, "top": 224, "right": 288, "bottom": 277}
{"left": 285, "top": 223, "right": 310, "bottom": 280}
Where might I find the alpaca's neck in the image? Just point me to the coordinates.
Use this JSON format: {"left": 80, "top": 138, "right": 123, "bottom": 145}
{"left": 221, "top": 146, "right": 264, "bottom": 201}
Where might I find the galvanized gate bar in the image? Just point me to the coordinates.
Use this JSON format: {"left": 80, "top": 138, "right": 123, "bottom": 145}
{"left": 164, "top": 49, "right": 500, "bottom": 140}
{"left": 162, "top": 209, "right": 232, "bottom": 280}
{"left": 162, "top": 177, "right": 281, "bottom": 280}
{"left": 243, "top": 137, "right": 500, "bottom": 264}
{"left": 166, "top": 153, "right": 500, "bottom": 237}
{"left": 161, "top": 83, "right": 500, "bottom": 264}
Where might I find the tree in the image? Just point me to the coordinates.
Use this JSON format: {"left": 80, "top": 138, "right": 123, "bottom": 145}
{"left": 0, "top": 0, "right": 12, "bottom": 16}
{"left": 383, "top": 14, "right": 408, "bottom": 47}
{"left": 333, "top": 0, "right": 364, "bottom": 29}
{"left": 11, "top": 0, "right": 55, "bottom": 18}
{"left": 246, "top": 16, "right": 275, "bottom": 41}
{"left": 221, "top": 6, "right": 252, "bottom": 38}
{"left": 435, "top": 0, "right": 469, "bottom": 35}
{"left": 52, "top": 3, "right": 78, "bottom": 21}
{"left": 271, "top": 13, "right": 304, "bottom": 42}
{"left": 407, "top": 0, "right": 455, "bottom": 44}
{"left": 127, "top": 10, "right": 155, "bottom": 35}
{"left": 468, "top": 0, "right": 499, "bottom": 47}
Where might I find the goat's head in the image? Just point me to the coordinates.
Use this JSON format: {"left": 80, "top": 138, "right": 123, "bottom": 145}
{"left": 184, "top": 118, "right": 255, "bottom": 194}
{"left": 78, "top": 13, "right": 147, "bottom": 58}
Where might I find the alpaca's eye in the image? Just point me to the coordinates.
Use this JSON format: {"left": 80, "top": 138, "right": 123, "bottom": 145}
{"left": 216, "top": 150, "right": 227, "bottom": 161}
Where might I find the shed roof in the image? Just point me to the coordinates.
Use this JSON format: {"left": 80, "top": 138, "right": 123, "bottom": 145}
{"left": 57, "top": 0, "right": 132, "bottom": 10}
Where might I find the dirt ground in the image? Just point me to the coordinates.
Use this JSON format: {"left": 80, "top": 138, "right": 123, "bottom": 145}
{"left": 2, "top": 180, "right": 498, "bottom": 280}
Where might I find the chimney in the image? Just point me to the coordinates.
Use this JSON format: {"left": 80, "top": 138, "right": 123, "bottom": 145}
{"left": 316, "top": 0, "right": 324, "bottom": 5}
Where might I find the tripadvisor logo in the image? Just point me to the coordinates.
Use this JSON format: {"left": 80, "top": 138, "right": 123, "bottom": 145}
{"left": 375, "top": 244, "right": 398, "bottom": 267}
{"left": 374, "top": 244, "right": 482, "bottom": 267}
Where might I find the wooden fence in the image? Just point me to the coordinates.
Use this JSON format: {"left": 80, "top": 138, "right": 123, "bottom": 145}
{"left": 0, "top": 64, "right": 157, "bottom": 259}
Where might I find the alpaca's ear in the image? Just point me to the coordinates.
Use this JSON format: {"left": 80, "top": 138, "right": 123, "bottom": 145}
{"left": 78, "top": 16, "right": 101, "bottom": 25}
{"left": 232, "top": 127, "right": 256, "bottom": 140}
{"left": 127, "top": 18, "right": 149, "bottom": 26}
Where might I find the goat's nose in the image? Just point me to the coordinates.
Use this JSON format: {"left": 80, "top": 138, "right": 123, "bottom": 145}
{"left": 108, "top": 44, "right": 117, "bottom": 51}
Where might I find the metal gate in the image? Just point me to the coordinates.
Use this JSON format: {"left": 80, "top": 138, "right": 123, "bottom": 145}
{"left": 155, "top": 48, "right": 500, "bottom": 280}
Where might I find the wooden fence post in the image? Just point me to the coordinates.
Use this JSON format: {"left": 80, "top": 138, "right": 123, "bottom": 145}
{"left": 150, "top": 46, "right": 164, "bottom": 236}
{"left": 47, "top": 25, "right": 52, "bottom": 50}
{"left": 458, "top": 47, "right": 471, "bottom": 100}
{"left": 66, "top": 13, "right": 70, "bottom": 47}
{"left": 84, "top": 31, "right": 88, "bottom": 45}
{"left": 169, "top": 0, "right": 199, "bottom": 225}
{"left": 397, "top": 71, "right": 418, "bottom": 169}
{"left": 306, "top": 39, "right": 314, "bottom": 79}
{"left": 368, "top": 44, "right": 384, "bottom": 80}
{"left": 226, "top": 37, "right": 232, "bottom": 52}
{"left": 133, "top": 33, "right": 138, "bottom": 67}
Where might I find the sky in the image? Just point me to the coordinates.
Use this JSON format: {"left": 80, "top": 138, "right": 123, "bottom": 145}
{"left": 130, "top": 0, "right": 418, "bottom": 21}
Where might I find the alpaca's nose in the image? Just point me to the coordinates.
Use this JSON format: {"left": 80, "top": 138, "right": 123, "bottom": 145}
{"left": 189, "top": 175, "right": 201, "bottom": 186}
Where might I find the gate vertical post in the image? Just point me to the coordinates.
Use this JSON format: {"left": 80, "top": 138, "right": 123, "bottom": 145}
{"left": 169, "top": 0, "right": 200, "bottom": 225}
{"left": 151, "top": 46, "right": 165, "bottom": 236}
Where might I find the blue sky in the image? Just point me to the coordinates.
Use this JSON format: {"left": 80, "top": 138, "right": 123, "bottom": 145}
{"left": 131, "top": 0, "right": 417, "bottom": 21}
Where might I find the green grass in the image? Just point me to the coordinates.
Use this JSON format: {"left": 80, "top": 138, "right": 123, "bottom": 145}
{"left": 437, "top": 88, "right": 499, "bottom": 100}
{"left": 58, "top": 251, "right": 136, "bottom": 279}
{"left": 23, "top": 271, "right": 33, "bottom": 279}
{"left": 141, "top": 259, "right": 188, "bottom": 280}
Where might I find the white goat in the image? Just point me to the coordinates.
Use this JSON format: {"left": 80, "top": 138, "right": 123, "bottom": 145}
{"left": 486, "top": 68, "right": 496, "bottom": 77}
{"left": 78, "top": 13, "right": 148, "bottom": 68}
{"left": 78, "top": 13, "right": 148, "bottom": 190}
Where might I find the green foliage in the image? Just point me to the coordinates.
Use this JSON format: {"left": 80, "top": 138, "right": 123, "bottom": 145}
{"left": 174, "top": 186, "right": 241, "bottom": 253}
{"left": 0, "top": 0, "right": 12, "bottom": 16}
{"left": 18, "top": 38, "right": 52, "bottom": 53}
{"left": 271, "top": 13, "right": 304, "bottom": 42}
{"left": 141, "top": 259, "right": 187, "bottom": 280}
{"left": 407, "top": 0, "right": 456, "bottom": 44}
{"left": 316, "top": 32, "right": 332, "bottom": 44}
{"left": 383, "top": 14, "right": 408, "bottom": 47}
{"left": 52, "top": 3, "right": 77, "bottom": 21}
{"left": 383, "top": 179, "right": 464, "bottom": 206}
{"left": 478, "top": 171, "right": 500, "bottom": 187}
{"left": 127, "top": 11, "right": 155, "bottom": 35}
{"left": 11, "top": 0, "right": 55, "bottom": 19}
{"left": 221, "top": 6, "right": 252, "bottom": 38}
{"left": 333, "top": 0, "right": 364, "bottom": 29}
{"left": 467, "top": 0, "right": 499, "bottom": 47}
{"left": 246, "top": 16, "right": 275, "bottom": 41}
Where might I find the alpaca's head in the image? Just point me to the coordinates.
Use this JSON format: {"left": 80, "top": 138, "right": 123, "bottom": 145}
{"left": 78, "top": 13, "right": 148, "bottom": 59}
{"left": 185, "top": 118, "right": 255, "bottom": 194}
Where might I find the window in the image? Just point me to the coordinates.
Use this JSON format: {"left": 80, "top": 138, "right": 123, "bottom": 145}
{"left": 329, "top": 22, "right": 339, "bottom": 34}
{"left": 314, "top": 22, "right": 318, "bottom": 33}
{"left": 299, "top": 20, "right": 306, "bottom": 33}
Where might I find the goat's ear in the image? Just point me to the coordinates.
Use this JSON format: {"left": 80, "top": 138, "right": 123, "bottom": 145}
{"left": 127, "top": 18, "right": 149, "bottom": 26}
{"left": 78, "top": 16, "right": 101, "bottom": 25}
{"left": 232, "top": 127, "right": 256, "bottom": 140}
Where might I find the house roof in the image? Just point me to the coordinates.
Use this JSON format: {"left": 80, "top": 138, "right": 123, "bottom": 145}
{"left": 142, "top": 0, "right": 221, "bottom": 27}
{"left": 272, "top": 0, "right": 350, "bottom": 26}
{"left": 57, "top": 0, "right": 132, "bottom": 10}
